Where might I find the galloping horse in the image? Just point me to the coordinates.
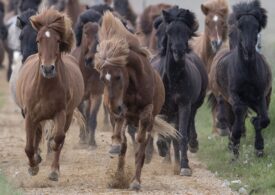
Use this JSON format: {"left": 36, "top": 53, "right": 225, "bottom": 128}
{"left": 191, "top": 0, "right": 229, "bottom": 136}
{"left": 153, "top": 6, "right": 208, "bottom": 176}
{"left": 16, "top": 8, "right": 84, "bottom": 181}
{"left": 95, "top": 11, "right": 178, "bottom": 190}
{"left": 72, "top": 7, "right": 110, "bottom": 147}
{"left": 209, "top": 0, "right": 272, "bottom": 159}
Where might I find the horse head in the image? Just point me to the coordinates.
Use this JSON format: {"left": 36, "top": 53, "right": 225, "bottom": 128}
{"left": 161, "top": 6, "right": 198, "bottom": 62}
{"left": 233, "top": 0, "right": 267, "bottom": 61}
{"left": 17, "top": 9, "right": 37, "bottom": 62}
{"left": 201, "top": 0, "right": 229, "bottom": 53}
{"left": 30, "top": 8, "right": 74, "bottom": 79}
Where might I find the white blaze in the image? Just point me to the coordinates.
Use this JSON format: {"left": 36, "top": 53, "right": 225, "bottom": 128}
{"left": 105, "top": 72, "right": 111, "bottom": 81}
{"left": 45, "top": 31, "right": 51, "bottom": 38}
{"left": 213, "top": 15, "right": 219, "bottom": 22}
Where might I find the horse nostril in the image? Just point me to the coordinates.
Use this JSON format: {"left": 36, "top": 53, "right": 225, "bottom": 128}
{"left": 50, "top": 65, "right": 55, "bottom": 71}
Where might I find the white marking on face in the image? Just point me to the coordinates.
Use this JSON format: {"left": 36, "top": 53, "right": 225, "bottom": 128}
{"left": 215, "top": 25, "right": 221, "bottom": 45}
{"left": 105, "top": 72, "right": 111, "bottom": 81}
{"left": 45, "top": 31, "right": 51, "bottom": 38}
{"left": 213, "top": 15, "right": 219, "bottom": 22}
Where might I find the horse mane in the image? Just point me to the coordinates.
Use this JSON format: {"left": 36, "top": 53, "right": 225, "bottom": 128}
{"left": 30, "top": 8, "right": 74, "bottom": 53}
{"left": 89, "top": 4, "right": 113, "bottom": 15}
{"left": 202, "top": 0, "right": 229, "bottom": 15}
{"left": 162, "top": 6, "right": 198, "bottom": 36}
{"left": 233, "top": 0, "right": 267, "bottom": 30}
{"left": 75, "top": 9, "right": 102, "bottom": 46}
{"left": 17, "top": 9, "right": 36, "bottom": 29}
{"left": 95, "top": 11, "right": 150, "bottom": 70}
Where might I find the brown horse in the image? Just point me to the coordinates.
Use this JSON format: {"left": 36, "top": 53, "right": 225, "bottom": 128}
{"left": 71, "top": 21, "right": 105, "bottom": 147}
{"left": 137, "top": 3, "right": 171, "bottom": 53}
{"left": 16, "top": 8, "right": 84, "bottom": 181}
{"left": 191, "top": 0, "right": 229, "bottom": 73}
{"left": 95, "top": 11, "right": 178, "bottom": 190}
{"left": 191, "top": 0, "right": 229, "bottom": 135}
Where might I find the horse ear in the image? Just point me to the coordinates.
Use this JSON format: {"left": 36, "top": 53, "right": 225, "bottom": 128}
{"left": 153, "top": 16, "right": 163, "bottom": 30}
{"left": 162, "top": 10, "right": 171, "bottom": 23}
{"left": 16, "top": 16, "right": 25, "bottom": 29}
{"left": 30, "top": 16, "right": 42, "bottom": 31}
{"left": 201, "top": 4, "right": 209, "bottom": 15}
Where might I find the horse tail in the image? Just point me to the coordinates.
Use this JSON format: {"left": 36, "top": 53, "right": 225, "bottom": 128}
{"left": 153, "top": 116, "right": 181, "bottom": 140}
{"left": 207, "top": 92, "right": 217, "bottom": 112}
{"left": 72, "top": 108, "right": 87, "bottom": 135}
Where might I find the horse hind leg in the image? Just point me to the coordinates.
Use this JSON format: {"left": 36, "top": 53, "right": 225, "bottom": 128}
{"left": 87, "top": 95, "right": 102, "bottom": 149}
{"left": 78, "top": 101, "right": 89, "bottom": 144}
{"left": 128, "top": 125, "right": 137, "bottom": 149}
{"left": 33, "top": 124, "right": 43, "bottom": 166}
{"left": 188, "top": 107, "right": 199, "bottom": 153}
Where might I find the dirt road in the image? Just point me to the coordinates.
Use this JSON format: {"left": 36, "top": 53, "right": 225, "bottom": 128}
{"left": 0, "top": 71, "right": 235, "bottom": 194}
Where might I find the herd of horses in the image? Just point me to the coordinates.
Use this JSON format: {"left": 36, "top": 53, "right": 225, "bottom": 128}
{"left": 0, "top": 0, "right": 272, "bottom": 191}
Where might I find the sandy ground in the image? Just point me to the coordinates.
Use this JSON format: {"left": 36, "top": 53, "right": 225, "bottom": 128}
{"left": 0, "top": 70, "right": 236, "bottom": 195}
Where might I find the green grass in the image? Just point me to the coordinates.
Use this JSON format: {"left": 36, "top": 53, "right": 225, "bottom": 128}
{"left": 196, "top": 92, "right": 275, "bottom": 194}
{"left": 0, "top": 173, "right": 21, "bottom": 195}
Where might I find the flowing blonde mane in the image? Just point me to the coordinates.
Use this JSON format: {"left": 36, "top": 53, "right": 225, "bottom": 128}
{"left": 95, "top": 11, "right": 150, "bottom": 70}
{"left": 30, "top": 8, "right": 75, "bottom": 53}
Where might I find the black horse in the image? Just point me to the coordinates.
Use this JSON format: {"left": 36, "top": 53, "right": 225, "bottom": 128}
{"left": 210, "top": 0, "right": 272, "bottom": 159}
{"left": 16, "top": 9, "right": 37, "bottom": 63}
{"left": 153, "top": 6, "right": 208, "bottom": 176}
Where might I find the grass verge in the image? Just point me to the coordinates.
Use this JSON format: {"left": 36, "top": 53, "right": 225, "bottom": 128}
{"left": 196, "top": 93, "right": 275, "bottom": 194}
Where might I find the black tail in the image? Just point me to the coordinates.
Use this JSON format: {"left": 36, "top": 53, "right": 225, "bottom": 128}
{"left": 207, "top": 93, "right": 217, "bottom": 112}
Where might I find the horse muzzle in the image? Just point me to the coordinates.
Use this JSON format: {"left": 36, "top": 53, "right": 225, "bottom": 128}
{"left": 211, "top": 40, "right": 222, "bottom": 53}
{"left": 41, "top": 64, "right": 56, "bottom": 79}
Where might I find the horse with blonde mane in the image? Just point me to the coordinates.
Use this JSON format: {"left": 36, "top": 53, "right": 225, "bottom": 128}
{"left": 16, "top": 8, "right": 84, "bottom": 181}
{"left": 95, "top": 11, "right": 178, "bottom": 190}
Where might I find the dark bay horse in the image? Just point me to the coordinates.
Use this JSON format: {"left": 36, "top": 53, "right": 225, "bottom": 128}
{"left": 153, "top": 6, "right": 208, "bottom": 176}
{"left": 72, "top": 7, "right": 110, "bottom": 147}
{"left": 190, "top": 0, "right": 229, "bottom": 136}
{"left": 95, "top": 11, "right": 178, "bottom": 190}
{"left": 209, "top": 0, "right": 272, "bottom": 159}
{"left": 113, "top": 0, "right": 137, "bottom": 27}
{"left": 16, "top": 8, "right": 84, "bottom": 181}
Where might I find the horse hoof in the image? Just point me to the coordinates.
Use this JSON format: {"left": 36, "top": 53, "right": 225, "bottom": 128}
{"left": 109, "top": 144, "right": 121, "bottom": 157}
{"left": 28, "top": 166, "right": 39, "bottom": 176}
{"left": 48, "top": 171, "right": 59, "bottom": 181}
{"left": 180, "top": 168, "right": 192, "bottom": 176}
{"left": 129, "top": 180, "right": 141, "bottom": 191}
{"left": 217, "top": 127, "right": 229, "bottom": 136}
{"left": 34, "top": 154, "right": 42, "bottom": 164}
{"left": 255, "top": 150, "right": 264, "bottom": 157}
{"left": 188, "top": 144, "right": 199, "bottom": 153}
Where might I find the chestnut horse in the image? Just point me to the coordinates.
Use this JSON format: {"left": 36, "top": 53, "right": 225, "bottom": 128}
{"left": 16, "top": 8, "right": 84, "bottom": 181}
{"left": 191, "top": 0, "right": 229, "bottom": 136}
{"left": 137, "top": 3, "right": 171, "bottom": 53}
{"left": 209, "top": 0, "right": 272, "bottom": 159}
{"left": 95, "top": 11, "right": 178, "bottom": 190}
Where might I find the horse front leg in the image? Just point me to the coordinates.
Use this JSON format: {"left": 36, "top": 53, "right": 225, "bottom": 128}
{"left": 25, "top": 116, "right": 40, "bottom": 176}
{"left": 178, "top": 103, "right": 192, "bottom": 176}
{"left": 48, "top": 110, "right": 67, "bottom": 181}
{"left": 251, "top": 96, "right": 270, "bottom": 157}
{"left": 130, "top": 104, "right": 153, "bottom": 190}
{"left": 87, "top": 95, "right": 102, "bottom": 149}
{"left": 229, "top": 100, "right": 247, "bottom": 159}
{"left": 109, "top": 116, "right": 125, "bottom": 156}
